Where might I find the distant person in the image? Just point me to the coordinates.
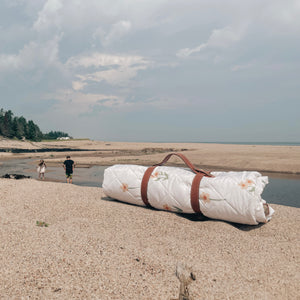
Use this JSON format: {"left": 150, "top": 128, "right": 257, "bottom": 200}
{"left": 63, "top": 155, "right": 75, "bottom": 184}
{"left": 37, "top": 159, "right": 46, "bottom": 180}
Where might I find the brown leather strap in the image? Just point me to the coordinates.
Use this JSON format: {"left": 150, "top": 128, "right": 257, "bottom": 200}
{"left": 190, "top": 173, "right": 204, "bottom": 214}
{"left": 154, "top": 152, "right": 213, "bottom": 177}
{"left": 140, "top": 153, "right": 213, "bottom": 212}
{"left": 153, "top": 153, "right": 198, "bottom": 173}
{"left": 141, "top": 166, "right": 156, "bottom": 207}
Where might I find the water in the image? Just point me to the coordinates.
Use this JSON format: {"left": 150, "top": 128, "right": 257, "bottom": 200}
{"left": 153, "top": 141, "right": 300, "bottom": 146}
{"left": 261, "top": 174, "right": 300, "bottom": 208}
{"left": 198, "top": 142, "right": 300, "bottom": 146}
{"left": 0, "top": 158, "right": 105, "bottom": 187}
{"left": 1, "top": 159, "right": 299, "bottom": 208}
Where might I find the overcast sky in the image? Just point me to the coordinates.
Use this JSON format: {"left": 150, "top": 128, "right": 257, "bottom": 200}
{"left": 0, "top": 0, "right": 299, "bottom": 142}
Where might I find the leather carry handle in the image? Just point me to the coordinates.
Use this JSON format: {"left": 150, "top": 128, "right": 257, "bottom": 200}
{"left": 153, "top": 152, "right": 213, "bottom": 177}
{"left": 141, "top": 153, "right": 213, "bottom": 213}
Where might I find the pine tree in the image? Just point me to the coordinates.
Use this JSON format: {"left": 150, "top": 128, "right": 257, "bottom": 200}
{"left": 26, "top": 120, "right": 43, "bottom": 141}
{"left": 0, "top": 109, "right": 4, "bottom": 136}
{"left": 0, "top": 108, "right": 69, "bottom": 141}
{"left": 2, "top": 110, "right": 14, "bottom": 138}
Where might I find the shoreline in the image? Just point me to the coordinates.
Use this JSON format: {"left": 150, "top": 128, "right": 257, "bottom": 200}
{"left": 1, "top": 139, "right": 300, "bottom": 175}
{"left": 2, "top": 157, "right": 300, "bottom": 180}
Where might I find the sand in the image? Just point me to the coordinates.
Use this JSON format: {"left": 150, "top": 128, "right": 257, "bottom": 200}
{"left": 1, "top": 139, "right": 300, "bottom": 174}
{"left": 0, "top": 139, "right": 299, "bottom": 299}
{"left": 0, "top": 179, "right": 299, "bottom": 299}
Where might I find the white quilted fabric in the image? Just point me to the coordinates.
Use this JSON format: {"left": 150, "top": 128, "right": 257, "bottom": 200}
{"left": 102, "top": 164, "right": 274, "bottom": 225}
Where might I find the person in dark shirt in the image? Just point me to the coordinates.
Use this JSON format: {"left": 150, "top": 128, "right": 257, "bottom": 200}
{"left": 63, "top": 155, "right": 75, "bottom": 183}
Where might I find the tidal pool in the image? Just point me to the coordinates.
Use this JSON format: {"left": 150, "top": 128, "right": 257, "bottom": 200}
{"left": 1, "top": 158, "right": 299, "bottom": 208}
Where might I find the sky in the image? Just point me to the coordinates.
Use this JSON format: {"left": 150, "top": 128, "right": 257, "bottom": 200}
{"left": 0, "top": 0, "right": 300, "bottom": 143}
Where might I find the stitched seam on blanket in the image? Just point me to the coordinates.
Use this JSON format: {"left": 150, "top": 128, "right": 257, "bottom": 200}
{"left": 151, "top": 174, "right": 184, "bottom": 210}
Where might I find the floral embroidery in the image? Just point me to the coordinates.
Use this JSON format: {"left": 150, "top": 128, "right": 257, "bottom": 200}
{"left": 239, "top": 179, "right": 255, "bottom": 192}
{"left": 162, "top": 204, "right": 183, "bottom": 212}
{"left": 120, "top": 183, "right": 138, "bottom": 192}
{"left": 151, "top": 171, "right": 168, "bottom": 181}
{"left": 200, "top": 192, "right": 225, "bottom": 203}
{"left": 200, "top": 192, "right": 210, "bottom": 203}
{"left": 163, "top": 204, "right": 172, "bottom": 211}
{"left": 239, "top": 182, "right": 248, "bottom": 189}
{"left": 151, "top": 172, "right": 159, "bottom": 178}
{"left": 121, "top": 183, "right": 128, "bottom": 192}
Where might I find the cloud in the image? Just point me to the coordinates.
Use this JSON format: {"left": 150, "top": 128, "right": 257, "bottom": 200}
{"left": 177, "top": 25, "right": 246, "bottom": 58}
{"left": 74, "top": 66, "right": 147, "bottom": 86}
{"left": 231, "top": 62, "right": 254, "bottom": 72}
{"left": 67, "top": 52, "right": 151, "bottom": 88}
{"left": 258, "top": 0, "right": 300, "bottom": 32}
{"left": 94, "top": 20, "right": 132, "bottom": 47}
{"left": 1, "top": 0, "right": 300, "bottom": 142}
{"left": 47, "top": 88, "right": 185, "bottom": 118}
{"left": 176, "top": 44, "right": 207, "bottom": 59}
{"left": 45, "top": 89, "right": 124, "bottom": 114}
{"left": 0, "top": 35, "right": 61, "bottom": 72}
{"left": 72, "top": 81, "right": 87, "bottom": 91}
{"left": 33, "top": 0, "right": 63, "bottom": 32}
{"left": 67, "top": 52, "right": 148, "bottom": 68}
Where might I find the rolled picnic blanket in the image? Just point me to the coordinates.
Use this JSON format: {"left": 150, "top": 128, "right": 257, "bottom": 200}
{"left": 102, "top": 153, "right": 274, "bottom": 225}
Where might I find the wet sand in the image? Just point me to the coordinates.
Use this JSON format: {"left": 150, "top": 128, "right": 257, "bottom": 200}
{"left": 1, "top": 139, "right": 300, "bottom": 174}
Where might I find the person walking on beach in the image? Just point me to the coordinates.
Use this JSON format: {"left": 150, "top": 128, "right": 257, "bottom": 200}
{"left": 63, "top": 155, "right": 75, "bottom": 184}
{"left": 37, "top": 159, "right": 46, "bottom": 180}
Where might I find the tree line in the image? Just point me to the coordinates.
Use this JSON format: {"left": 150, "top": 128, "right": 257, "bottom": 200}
{"left": 0, "top": 108, "right": 70, "bottom": 141}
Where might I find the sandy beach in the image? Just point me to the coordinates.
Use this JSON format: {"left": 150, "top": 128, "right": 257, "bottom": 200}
{"left": 0, "top": 139, "right": 299, "bottom": 299}
{"left": 1, "top": 139, "right": 300, "bottom": 174}
{"left": 0, "top": 179, "right": 299, "bottom": 299}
